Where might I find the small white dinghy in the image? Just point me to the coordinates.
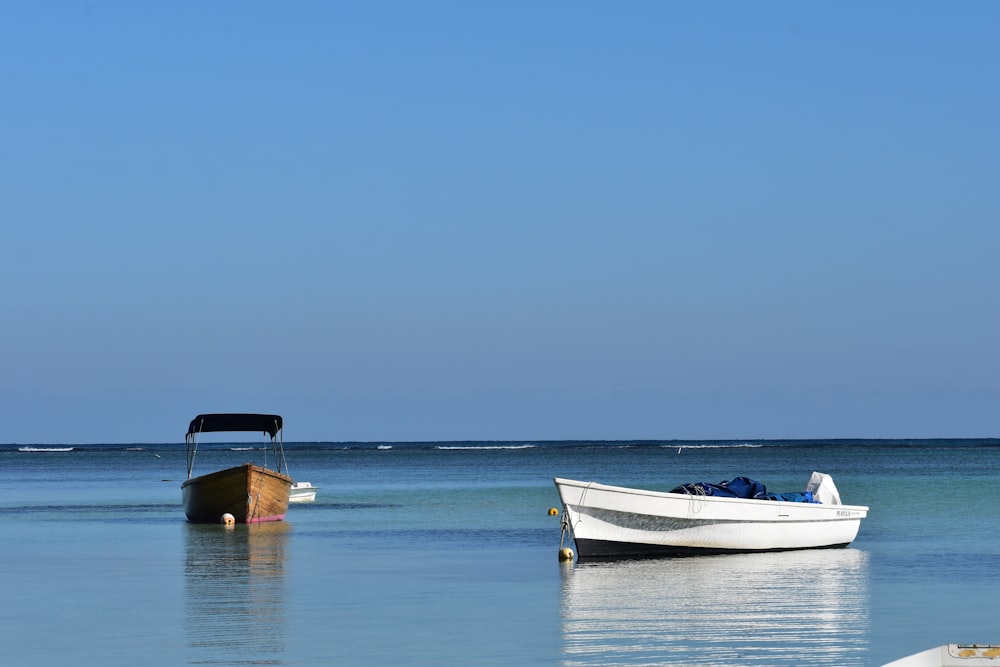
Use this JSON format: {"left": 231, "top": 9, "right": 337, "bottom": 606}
{"left": 289, "top": 481, "right": 319, "bottom": 503}
{"left": 882, "top": 645, "right": 1000, "bottom": 666}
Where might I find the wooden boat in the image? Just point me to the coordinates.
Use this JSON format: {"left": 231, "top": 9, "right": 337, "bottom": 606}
{"left": 182, "top": 413, "right": 293, "bottom": 524}
{"left": 289, "top": 481, "right": 319, "bottom": 503}
{"left": 882, "top": 645, "right": 1000, "bottom": 666}
{"left": 555, "top": 471, "right": 868, "bottom": 560}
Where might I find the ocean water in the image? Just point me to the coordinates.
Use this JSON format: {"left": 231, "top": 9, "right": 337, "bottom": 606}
{"left": 1, "top": 439, "right": 998, "bottom": 666}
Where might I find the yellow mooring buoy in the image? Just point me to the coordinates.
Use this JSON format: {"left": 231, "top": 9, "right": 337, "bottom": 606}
{"left": 548, "top": 507, "right": 559, "bottom": 516}
{"left": 558, "top": 547, "right": 574, "bottom": 562}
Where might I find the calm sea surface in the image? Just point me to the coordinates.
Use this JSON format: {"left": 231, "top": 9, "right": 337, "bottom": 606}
{"left": 1, "top": 439, "right": 998, "bottom": 666}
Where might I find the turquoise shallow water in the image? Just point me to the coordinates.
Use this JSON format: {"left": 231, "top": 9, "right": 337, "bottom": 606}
{"left": 1, "top": 439, "right": 997, "bottom": 666}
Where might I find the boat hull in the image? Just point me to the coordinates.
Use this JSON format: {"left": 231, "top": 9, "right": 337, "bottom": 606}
{"left": 555, "top": 477, "right": 868, "bottom": 560}
{"left": 182, "top": 464, "right": 292, "bottom": 524}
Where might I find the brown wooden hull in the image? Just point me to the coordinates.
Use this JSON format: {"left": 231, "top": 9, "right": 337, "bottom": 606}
{"left": 181, "top": 464, "right": 292, "bottom": 524}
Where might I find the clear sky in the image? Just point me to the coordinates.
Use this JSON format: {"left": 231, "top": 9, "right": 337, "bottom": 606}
{"left": 2, "top": 2, "right": 998, "bottom": 443}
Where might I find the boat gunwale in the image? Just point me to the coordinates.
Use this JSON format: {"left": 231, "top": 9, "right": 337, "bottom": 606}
{"left": 182, "top": 463, "right": 293, "bottom": 489}
{"left": 553, "top": 476, "right": 870, "bottom": 513}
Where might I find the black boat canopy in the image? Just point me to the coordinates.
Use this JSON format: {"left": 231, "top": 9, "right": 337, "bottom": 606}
{"left": 186, "top": 413, "right": 283, "bottom": 438}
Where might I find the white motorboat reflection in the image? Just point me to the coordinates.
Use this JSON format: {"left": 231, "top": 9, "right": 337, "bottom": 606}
{"left": 185, "top": 522, "right": 290, "bottom": 665}
{"left": 561, "top": 548, "right": 870, "bottom": 667}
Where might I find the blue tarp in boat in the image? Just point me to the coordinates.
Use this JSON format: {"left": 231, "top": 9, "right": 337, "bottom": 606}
{"left": 767, "top": 491, "right": 815, "bottom": 503}
{"left": 670, "top": 476, "right": 817, "bottom": 503}
{"left": 670, "top": 476, "right": 768, "bottom": 499}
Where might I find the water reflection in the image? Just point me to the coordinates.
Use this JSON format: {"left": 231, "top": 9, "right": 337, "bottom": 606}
{"left": 561, "top": 549, "right": 870, "bottom": 667}
{"left": 184, "top": 522, "right": 289, "bottom": 665}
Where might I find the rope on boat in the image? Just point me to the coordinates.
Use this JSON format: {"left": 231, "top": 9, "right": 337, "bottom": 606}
{"left": 559, "top": 510, "right": 571, "bottom": 550}
{"left": 247, "top": 427, "right": 279, "bottom": 523}
{"left": 557, "top": 481, "right": 594, "bottom": 553}
{"left": 578, "top": 482, "right": 593, "bottom": 515}
{"left": 557, "top": 481, "right": 594, "bottom": 543}
{"left": 683, "top": 483, "right": 709, "bottom": 514}
{"left": 248, "top": 466, "right": 266, "bottom": 522}
{"left": 557, "top": 509, "right": 575, "bottom": 560}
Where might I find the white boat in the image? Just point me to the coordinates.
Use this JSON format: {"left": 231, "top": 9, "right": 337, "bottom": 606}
{"left": 554, "top": 471, "right": 868, "bottom": 560}
{"left": 882, "top": 645, "right": 1000, "bottom": 666}
{"left": 289, "top": 481, "right": 319, "bottom": 503}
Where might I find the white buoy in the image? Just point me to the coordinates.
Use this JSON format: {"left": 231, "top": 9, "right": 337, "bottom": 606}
{"left": 221, "top": 513, "right": 236, "bottom": 526}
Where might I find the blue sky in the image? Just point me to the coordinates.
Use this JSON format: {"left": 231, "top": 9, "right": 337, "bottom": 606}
{"left": 2, "top": 2, "right": 998, "bottom": 443}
